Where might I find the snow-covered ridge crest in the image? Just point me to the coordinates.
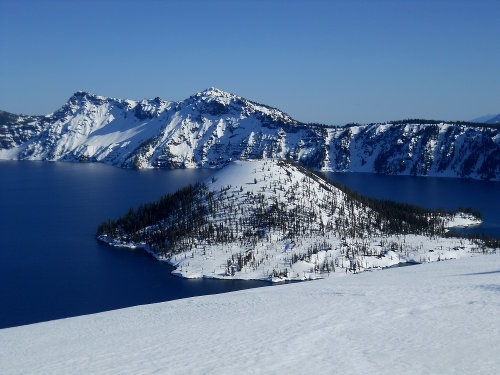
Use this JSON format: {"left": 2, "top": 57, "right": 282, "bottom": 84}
{"left": 97, "top": 159, "right": 492, "bottom": 282}
{"left": 1, "top": 89, "right": 499, "bottom": 180}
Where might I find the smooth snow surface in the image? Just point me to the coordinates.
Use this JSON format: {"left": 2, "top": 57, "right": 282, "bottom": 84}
{"left": 1, "top": 253, "right": 499, "bottom": 374}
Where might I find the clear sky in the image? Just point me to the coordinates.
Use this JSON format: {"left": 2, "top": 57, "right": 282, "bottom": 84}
{"left": 0, "top": 0, "right": 499, "bottom": 124}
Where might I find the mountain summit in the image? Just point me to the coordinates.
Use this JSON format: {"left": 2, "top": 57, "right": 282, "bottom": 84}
{"left": 1, "top": 90, "right": 499, "bottom": 180}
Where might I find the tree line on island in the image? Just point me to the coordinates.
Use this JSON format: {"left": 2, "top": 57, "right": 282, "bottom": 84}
{"left": 97, "top": 160, "right": 497, "bottom": 278}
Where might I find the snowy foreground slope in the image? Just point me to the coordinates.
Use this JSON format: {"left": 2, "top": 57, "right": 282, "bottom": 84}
{"left": 1, "top": 88, "right": 499, "bottom": 180}
{"left": 98, "top": 160, "right": 489, "bottom": 282}
{"left": 1, "top": 253, "right": 499, "bottom": 374}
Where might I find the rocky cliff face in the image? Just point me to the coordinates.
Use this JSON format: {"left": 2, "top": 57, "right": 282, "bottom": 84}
{"left": 1, "top": 88, "right": 499, "bottom": 180}
{"left": 323, "top": 122, "right": 499, "bottom": 179}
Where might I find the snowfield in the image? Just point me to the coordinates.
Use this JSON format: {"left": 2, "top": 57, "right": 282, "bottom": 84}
{"left": 1, "top": 253, "right": 499, "bottom": 374}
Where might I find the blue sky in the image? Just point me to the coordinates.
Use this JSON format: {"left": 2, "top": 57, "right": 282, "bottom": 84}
{"left": 0, "top": 0, "right": 499, "bottom": 124}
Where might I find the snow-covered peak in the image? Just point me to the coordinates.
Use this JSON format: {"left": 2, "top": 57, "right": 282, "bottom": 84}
{"left": 195, "top": 87, "right": 237, "bottom": 100}
{"left": 188, "top": 87, "right": 239, "bottom": 108}
{"left": 69, "top": 90, "right": 108, "bottom": 103}
{"left": 174, "top": 87, "right": 298, "bottom": 128}
{"left": 61, "top": 91, "right": 174, "bottom": 119}
{"left": 72, "top": 90, "right": 90, "bottom": 97}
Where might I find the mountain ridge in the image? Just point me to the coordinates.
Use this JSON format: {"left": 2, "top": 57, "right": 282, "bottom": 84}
{"left": 472, "top": 113, "right": 500, "bottom": 124}
{"left": 1, "top": 88, "right": 499, "bottom": 180}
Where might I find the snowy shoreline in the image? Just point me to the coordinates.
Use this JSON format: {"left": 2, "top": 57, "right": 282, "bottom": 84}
{"left": 98, "top": 213, "right": 485, "bottom": 283}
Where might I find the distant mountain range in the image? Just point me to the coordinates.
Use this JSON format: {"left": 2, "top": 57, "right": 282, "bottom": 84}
{"left": 1, "top": 88, "right": 499, "bottom": 180}
{"left": 472, "top": 113, "right": 500, "bottom": 124}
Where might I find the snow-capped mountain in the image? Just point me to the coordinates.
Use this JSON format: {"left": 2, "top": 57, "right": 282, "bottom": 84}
{"left": 98, "top": 159, "right": 489, "bottom": 281}
{"left": 1, "top": 88, "right": 499, "bottom": 180}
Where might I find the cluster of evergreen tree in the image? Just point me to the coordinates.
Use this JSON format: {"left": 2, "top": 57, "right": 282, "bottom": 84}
{"left": 365, "top": 119, "right": 499, "bottom": 129}
{"left": 295, "top": 162, "right": 481, "bottom": 237}
{"left": 97, "top": 183, "right": 208, "bottom": 254}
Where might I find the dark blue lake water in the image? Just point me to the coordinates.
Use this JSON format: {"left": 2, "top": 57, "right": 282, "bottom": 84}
{"left": 1, "top": 162, "right": 498, "bottom": 329}
{"left": 324, "top": 172, "right": 500, "bottom": 237}
{"left": 0, "top": 161, "right": 269, "bottom": 329}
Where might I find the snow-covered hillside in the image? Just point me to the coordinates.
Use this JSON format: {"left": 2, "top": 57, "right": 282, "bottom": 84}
{"left": 1, "top": 89, "right": 499, "bottom": 180}
{"left": 1, "top": 253, "right": 499, "bottom": 374}
{"left": 98, "top": 160, "right": 490, "bottom": 282}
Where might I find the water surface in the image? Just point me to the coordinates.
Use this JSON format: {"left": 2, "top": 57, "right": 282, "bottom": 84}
{"left": 1, "top": 162, "right": 498, "bottom": 329}
{"left": 325, "top": 172, "right": 500, "bottom": 237}
{"left": 0, "top": 161, "right": 268, "bottom": 329}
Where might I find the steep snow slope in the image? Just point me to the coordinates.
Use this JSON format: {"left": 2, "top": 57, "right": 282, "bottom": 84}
{"left": 1, "top": 89, "right": 499, "bottom": 180}
{"left": 99, "top": 160, "right": 488, "bottom": 281}
{"left": 324, "top": 122, "right": 499, "bottom": 179}
{"left": 1, "top": 253, "right": 499, "bottom": 374}
{"left": 0, "top": 88, "right": 317, "bottom": 169}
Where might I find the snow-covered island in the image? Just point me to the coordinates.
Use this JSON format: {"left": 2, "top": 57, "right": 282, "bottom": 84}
{"left": 98, "top": 159, "right": 493, "bottom": 282}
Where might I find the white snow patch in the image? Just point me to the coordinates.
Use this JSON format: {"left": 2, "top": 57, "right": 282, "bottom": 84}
{"left": 1, "top": 253, "right": 499, "bottom": 374}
